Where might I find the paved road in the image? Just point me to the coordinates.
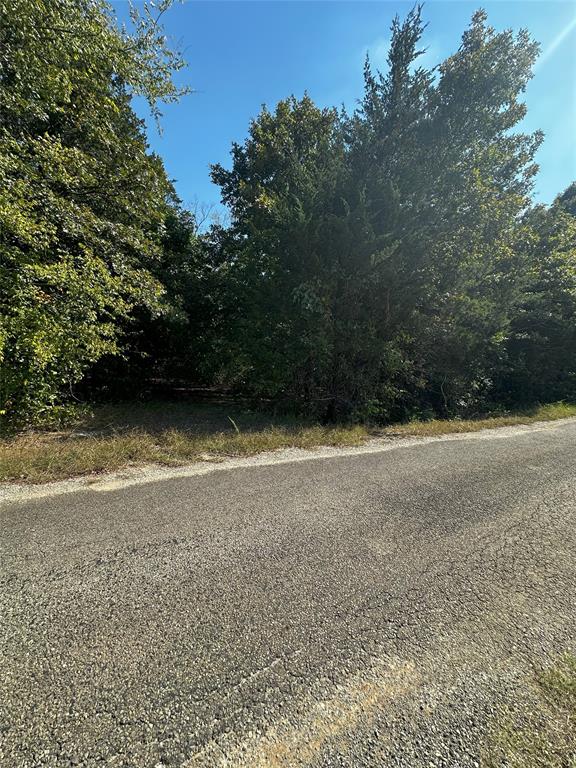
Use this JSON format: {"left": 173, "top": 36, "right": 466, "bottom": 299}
{"left": 2, "top": 420, "right": 576, "bottom": 767}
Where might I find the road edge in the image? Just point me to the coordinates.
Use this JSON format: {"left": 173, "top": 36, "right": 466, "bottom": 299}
{"left": 2, "top": 416, "right": 575, "bottom": 507}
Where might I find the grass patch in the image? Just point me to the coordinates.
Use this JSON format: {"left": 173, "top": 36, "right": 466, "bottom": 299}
{"left": 0, "top": 404, "right": 368, "bottom": 483}
{"left": 485, "top": 654, "right": 576, "bottom": 768}
{"left": 1, "top": 401, "right": 575, "bottom": 484}
{"left": 385, "top": 402, "right": 576, "bottom": 438}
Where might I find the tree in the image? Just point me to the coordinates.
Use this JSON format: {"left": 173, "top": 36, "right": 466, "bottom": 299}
{"left": 555, "top": 182, "right": 576, "bottom": 218}
{"left": 210, "top": 95, "right": 351, "bottom": 413}
{"left": 348, "top": 7, "right": 541, "bottom": 415}
{"left": 211, "top": 8, "right": 543, "bottom": 420}
{"left": 500, "top": 187, "right": 576, "bottom": 404}
{"left": 81, "top": 206, "right": 222, "bottom": 398}
{"left": 0, "top": 0, "right": 188, "bottom": 428}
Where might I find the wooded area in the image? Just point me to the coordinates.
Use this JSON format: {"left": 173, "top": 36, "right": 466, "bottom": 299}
{"left": 2, "top": 0, "right": 575, "bottom": 432}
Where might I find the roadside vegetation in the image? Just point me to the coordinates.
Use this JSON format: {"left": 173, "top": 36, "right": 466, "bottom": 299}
{"left": 2, "top": 2, "right": 575, "bottom": 449}
{"left": 486, "top": 654, "right": 576, "bottom": 768}
{"left": 2, "top": 401, "right": 575, "bottom": 484}
{"left": 390, "top": 402, "right": 576, "bottom": 437}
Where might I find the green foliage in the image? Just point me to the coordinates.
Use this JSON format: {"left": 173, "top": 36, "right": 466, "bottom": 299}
{"left": 499, "top": 194, "right": 576, "bottom": 404}
{"left": 2, "top": 2, "right": 574, "bottom": 429}
{"left": 555, "top": 182, "right": 576, "bottom": 217}
{"left": 81, "top": 207, "right": 218, "bottom": 398}
{"left": 208, "top": 8, "right": 551, "bottom": 420}
{"left": 210, "top": 95, "right": 349, "bottom": 410}
{"left": 0, "top": 0, "right": 187, "bottom": 428}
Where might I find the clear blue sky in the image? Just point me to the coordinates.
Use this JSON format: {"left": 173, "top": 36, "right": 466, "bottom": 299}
{"left": 115, "top": 1, "right": 576, "bottom": 212}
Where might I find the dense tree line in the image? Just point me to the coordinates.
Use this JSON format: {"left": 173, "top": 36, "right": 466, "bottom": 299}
{"left": 1, "top": 1, "right": 575, "bottom": 430}
{"left": 0, "top": 0, "right": 191, "bottom": 426}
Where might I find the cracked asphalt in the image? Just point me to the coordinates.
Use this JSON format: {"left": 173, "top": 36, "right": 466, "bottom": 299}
{"left": 1, "top": 419, "right": 575, "bottom": 767}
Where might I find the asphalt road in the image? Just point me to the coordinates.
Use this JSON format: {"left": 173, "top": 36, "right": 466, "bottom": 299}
{"left": 2, "top": 420, "right": 576, "bottom": 767}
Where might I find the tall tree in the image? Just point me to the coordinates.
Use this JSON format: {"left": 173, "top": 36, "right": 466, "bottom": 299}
{"left": 0, "top": 0, "right": 187, "bottom": 427}
{"left": 349, "top": 7, "right": 541, "bottom": 414}
{"left": 211, "top": 8, "right": 543, "bottom": 420}
{"left": 210, "top": 95, "right": 350, "bottom": 412}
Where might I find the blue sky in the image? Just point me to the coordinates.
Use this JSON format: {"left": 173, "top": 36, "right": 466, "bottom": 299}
{"left": 116, "top": 1, "right": 576, "bottom": 213}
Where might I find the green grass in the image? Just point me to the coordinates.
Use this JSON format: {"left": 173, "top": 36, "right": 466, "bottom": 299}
{"left": 0, "top": 401, "right": 369, "bottom": 484}
{"left": 1, "top": 401, "right": 575, "bottom": 485}
{"left": 486, "top": 654, "right": 576, "bottom": 768}
{"left": 387, "top": 402, "right": 576, "bottom": 437}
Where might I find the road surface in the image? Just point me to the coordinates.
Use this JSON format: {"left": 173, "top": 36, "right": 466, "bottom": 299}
{"left": 2, "top": 420, "right": 576, "bottom": 767}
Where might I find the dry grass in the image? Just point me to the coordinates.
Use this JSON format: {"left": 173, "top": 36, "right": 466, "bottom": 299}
{"left": 1, "top": 401, "right": 575, "bottom": 485}
{"left": 0, "top": 407, "right": 368, "bottom": 484}
{"left": 385, "top": 402, "right": 576, "bottom": 437}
